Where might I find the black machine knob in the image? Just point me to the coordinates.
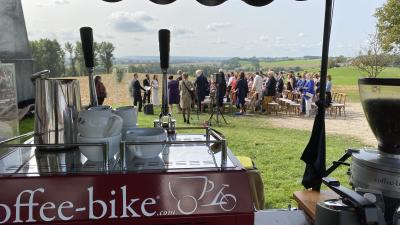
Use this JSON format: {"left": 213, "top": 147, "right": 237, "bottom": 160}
{"left": 158, "top": 29, "right": 170, "bottom": 70}
{"left": 80, "top": 27, "right": 95, "bottom": 68}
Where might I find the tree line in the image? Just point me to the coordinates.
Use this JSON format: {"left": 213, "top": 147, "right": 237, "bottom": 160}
{"left": 128, "top": 64, "right": 221, "bottom": 77}
{"left": 29, "top": 39, "right": 115, "bottom": 77}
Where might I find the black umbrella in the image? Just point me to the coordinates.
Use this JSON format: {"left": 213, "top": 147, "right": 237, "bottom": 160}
{"left": 103, "top": 0, "right": 275, "bottom": 7}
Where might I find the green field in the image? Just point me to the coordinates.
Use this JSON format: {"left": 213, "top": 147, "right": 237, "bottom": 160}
{"left": 260, "top": 59, "right": 321, "bottom": 69}
{"left": 19, "top": 107, "right": 363, "bottom": 209}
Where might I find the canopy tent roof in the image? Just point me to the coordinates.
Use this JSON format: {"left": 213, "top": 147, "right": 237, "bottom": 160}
{"left": 103, "top": 0, "right": 276, "bottom": 7}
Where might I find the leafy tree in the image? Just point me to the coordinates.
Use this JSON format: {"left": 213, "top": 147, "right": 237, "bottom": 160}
{"left": 375, "top": 0, "right": 400, "bottom": 53}
{"left": 64, "top": 42, "right": 77, "bottom": 76}
{"left": 113, "top": 67, "right": 126, "bottom": 83}
{"left": 352, "top": 32, "right": 392, "bottom": 78}
{"left": 220, "top": 57, "right": 241, "bottom": 70}
{"left": 249, "top": 57, "right": 260, "bottom": 71}
{"left": 74, "top": 41, "right": 86, "bottom": 76}
{"left": 30, "top": 39, "right": 65, "bottom": 77}
{"left": 335, "top": 55, "right": 347, "bottom": 64}
{"left": 98, "top": 42, "right": 115, "bottom": 73}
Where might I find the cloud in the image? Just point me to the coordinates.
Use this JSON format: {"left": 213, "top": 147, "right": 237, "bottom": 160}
{"left": 54, "top": 0, "right": 70, "bottom": 5}
{"left": 36, "top": 0, "right": 69, "bottom": 7}
{"left": 206, "top": 22, "right": 232, "bottom": 31}
{"left": 109, "top": 11, "right": 156, "bottom": 33}
{"left": 58, "top": 29, "right": 79, "bottom": 41}
{"left": 259, "top": 35, "right": 269, "bottom": 41}
{"left": 35, "top": 2, "right": 51, "bottom": 7}
{"left": 211, "top": 39, "right": 227, "bottom": 45}
{"left": 132, "top": 37, "right": 144, "bottom": 42}
{"left": 300, "top": 42, "right": 323, "bottom": 49}
{"left": 95, "top": 33, "right": 115, "bottom": 40}
{"left": 297, "top": 32, "right": 305, "bottom": 37}
{"left": 170, "top": 27, "right": 195, "bottom": 38}
{"left": 27, "top": 28, "right": 81, "bottom": 42}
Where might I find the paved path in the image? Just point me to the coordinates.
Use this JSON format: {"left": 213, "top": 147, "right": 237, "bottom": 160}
{"left": 266, "top": 102, "right": 377, "bottom": 147}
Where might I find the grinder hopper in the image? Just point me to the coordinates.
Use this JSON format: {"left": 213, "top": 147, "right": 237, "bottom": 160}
{"left": 359, "top": 78, "right": 400, "bottom": 154}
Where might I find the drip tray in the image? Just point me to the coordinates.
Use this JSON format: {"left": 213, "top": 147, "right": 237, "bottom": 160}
{"left": 0, "top": 134, "right": 238, "bottom": 176}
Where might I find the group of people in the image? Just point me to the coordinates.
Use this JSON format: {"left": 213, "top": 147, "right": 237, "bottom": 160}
{"left": 95, "top": 69, "right": 333, "bottom": 121}
{"left": 130, "top": 73, "right": 160, "bottom": 112}
{"left": 164, "top": 69, "right": 333, "bottom": 117}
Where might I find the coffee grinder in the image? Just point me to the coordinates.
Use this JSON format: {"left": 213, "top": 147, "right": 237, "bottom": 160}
{"left": 349, "top": 78, "right": 400, "bottom": 224}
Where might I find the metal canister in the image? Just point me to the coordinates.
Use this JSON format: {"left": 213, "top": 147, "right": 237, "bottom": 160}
{"left": 34, "top": 78, "right": 81, "bottom": 148}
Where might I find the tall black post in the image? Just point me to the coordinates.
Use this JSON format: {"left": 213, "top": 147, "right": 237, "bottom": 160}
{"left": 319, "top": 0, "right": 333, "bottom": 111}
{"left": 300, "top": 0, "right": 334, "bottom": 191}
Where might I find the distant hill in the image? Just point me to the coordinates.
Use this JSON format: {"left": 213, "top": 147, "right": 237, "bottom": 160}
{"left": 115, "top": 56, "right": 323, "bottom": 65}
{"left": 115, "top": 56, "right": 230, "bottom": 64}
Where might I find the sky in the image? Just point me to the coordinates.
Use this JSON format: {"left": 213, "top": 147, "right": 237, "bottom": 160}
{"left": 21, "top": 0, "right": 386, "bottom": 58}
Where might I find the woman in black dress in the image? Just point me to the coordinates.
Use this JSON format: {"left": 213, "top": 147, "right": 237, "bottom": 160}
{"left": 236, "top": 71, "right": 249, "bottom": 114}
{"left": 95, "top": 76, "right": 107, "bottom": 105}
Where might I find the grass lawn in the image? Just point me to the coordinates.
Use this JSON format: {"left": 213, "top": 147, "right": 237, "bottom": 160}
{"left": 19, "top": 107, "right": 363, "bottom": 209}
{"left": 260, "top": 59, "right": 321, "bottom": 69}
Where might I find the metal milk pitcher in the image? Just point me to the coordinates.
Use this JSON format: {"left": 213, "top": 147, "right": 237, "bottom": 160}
{"left": 34, "top": 78, "right": 81, "bottom": 148}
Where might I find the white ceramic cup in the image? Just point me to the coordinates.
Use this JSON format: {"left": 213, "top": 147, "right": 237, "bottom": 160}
{"left": 125, "top": 128, "right": 167, "bottom": 159}
{"left": 121, "top": 124, "right": 138, "bottom": 141}
{"left": 88, "top": 105, "right": 112, "bottom": 111}
{"left": 78, "top": 133, "right": 121, "bottom": 162}
{"left": 113, "top": 106, "right": 138, "bottom": 127}
{"left": 78, "top": 108, "right": 123, "bottom": 138}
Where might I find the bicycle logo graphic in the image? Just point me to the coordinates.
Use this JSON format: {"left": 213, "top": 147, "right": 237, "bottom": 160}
{"left": 168, "top": 176, "right": 237, "bottom": 215}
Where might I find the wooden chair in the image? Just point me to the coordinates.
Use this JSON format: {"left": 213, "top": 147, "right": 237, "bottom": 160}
{"left": 268, "top": 101, "right": 279, "bottom": 115}
{"left": 288, "top": 93, "right": 301, "bottom": 115}
{"left": 330, "top": 93, "right": 346, "bottom": 117}
{"left": 332, "top": 92, "right": 339, "bottom": 103}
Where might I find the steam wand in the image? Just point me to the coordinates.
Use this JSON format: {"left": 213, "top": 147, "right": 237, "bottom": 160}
{"left": 80, "top": 27, "right": 98, "bottom": 107}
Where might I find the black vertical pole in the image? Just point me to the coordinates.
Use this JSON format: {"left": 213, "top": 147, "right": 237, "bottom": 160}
{"left": 319, "top": 0, "right": 333, "bottom": 109}
{"left": 300, "top": 0, "right": 334, "bottom": 191}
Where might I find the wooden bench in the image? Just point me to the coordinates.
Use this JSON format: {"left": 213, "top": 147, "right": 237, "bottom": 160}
{"left": 293, "top": 190, "right": 339, "bottom": 223}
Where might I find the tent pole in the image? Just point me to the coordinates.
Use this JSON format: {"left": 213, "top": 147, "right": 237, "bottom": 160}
{"left": 319, "top": 0, "right": 333, "bottom": 109}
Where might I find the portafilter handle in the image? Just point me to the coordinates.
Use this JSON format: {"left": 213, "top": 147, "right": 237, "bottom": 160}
{"left": 80, "top": 26, "right": 98, "bottom": 107}
{"left": 322, "top": 177, "right": 386, "bottom": 225}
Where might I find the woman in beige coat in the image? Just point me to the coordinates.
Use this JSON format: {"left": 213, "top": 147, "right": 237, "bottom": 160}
{"left": 179, "top": 72, "right": 195, "bottom": 124}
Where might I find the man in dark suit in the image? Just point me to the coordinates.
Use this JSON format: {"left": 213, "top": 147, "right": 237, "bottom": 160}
{"left": 194, "top": 70, "right": 209, "bottom": 113}
{"left": 276, "top": 72, "right": 284, "bottom": 98}
{"left": 131, "top": 73, "right": 146, "bottom": 112}
{"left": 143, "top": 74, "right": 151, "bottom": 104}
{"left": 263, "top": 71, "right": 277, "bottom": 114}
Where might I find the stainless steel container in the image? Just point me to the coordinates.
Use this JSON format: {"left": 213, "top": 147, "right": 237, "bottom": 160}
{"left": 34, "top": 78, "right": 81, "bottom": 148}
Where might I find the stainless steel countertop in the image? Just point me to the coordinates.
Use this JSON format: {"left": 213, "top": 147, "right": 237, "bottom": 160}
{"left": 0, "top": 134, "right": 239, "bottom": 177}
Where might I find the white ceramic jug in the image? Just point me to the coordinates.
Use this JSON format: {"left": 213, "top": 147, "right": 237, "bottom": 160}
{"left": 77, "top": 106, "right": 123, "bottom": 138}
{"left": 112, "top": 106, "right": 138, "bottom": 127}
